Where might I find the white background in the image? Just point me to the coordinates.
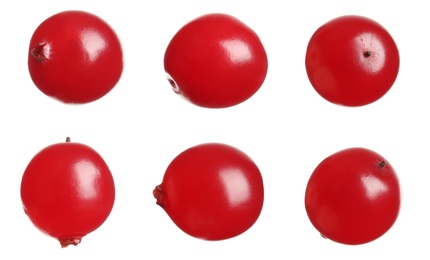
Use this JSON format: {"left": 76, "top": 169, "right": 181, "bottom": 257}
{"left": 1, "top": 0, "right": 427, "bottom": 258}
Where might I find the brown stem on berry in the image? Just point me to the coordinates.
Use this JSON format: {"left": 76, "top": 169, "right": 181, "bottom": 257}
{"left": 66, "top": 137, "right": 71, "bottom": 142}
{"left": 153, "top": 185, "right": 165, "bottom": 208}
{"left": 31, "top": 43, "right": 49, "bottom": 62}
{"left": 379, "top": 160, "right": 386, "bottom": 168}
{"left": 364, "top": 51, "right": 372, "bottom": 58}
{"left": 59, "top": 236, "right": 82, "bottom": 248}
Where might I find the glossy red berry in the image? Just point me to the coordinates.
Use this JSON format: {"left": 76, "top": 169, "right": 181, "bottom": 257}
{"left": 28, "top": 10, "right": 123, "bottom": 104}
{"left": 305, "top": 147, "right": 401, "bottom": 245}
{"left": 20, "top": 137, "right": 115, "bottom": 247}
{"left": 164, "top": 13, "right": 268, "bottom": 108}
{"left": 305, "top": 15, "right": 400, "bottom": 106}
{"left": 154, "top": 143, "right": 264, "bottom": 240}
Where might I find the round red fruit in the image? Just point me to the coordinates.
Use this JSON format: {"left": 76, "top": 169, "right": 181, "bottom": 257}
{"left": 164, "top": 13, "right": 268, "bottom": 108}
{"left": 305, "top": 15, "right": 400, "bottom": 106}
{"left": 153, "top": 143, "right": 264, "bottom": 240}
{"left": 28, "top": 10, "right": 123, "bottom": 104}
{"left": 305, "top": 147, "right": 401, "bottom": 245}
{"left": 20, "top": 137, "right": 115, "bottom": 247}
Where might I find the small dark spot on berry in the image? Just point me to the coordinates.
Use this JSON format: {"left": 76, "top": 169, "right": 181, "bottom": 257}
{"left": 364, "top": 51, "right": 372, "bottom": 58}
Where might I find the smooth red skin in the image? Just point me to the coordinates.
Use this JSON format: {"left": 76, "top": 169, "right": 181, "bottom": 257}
{"left": 154, "top": 143, "right": 264, "bottom": 240}
{"left": 20, "top": 140, "right": 115, "bottom": 247}
{"left": 164, "top": 13, "right": 268, "bottom": 108}
{"left": 305, "top": 147, "right": 401, "bottom": 245}
{"left": 305, "top": 15, "right": 400, "bottom": 106}
{"left": 28, "top": 10, "right": 123, "bottom": 104}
